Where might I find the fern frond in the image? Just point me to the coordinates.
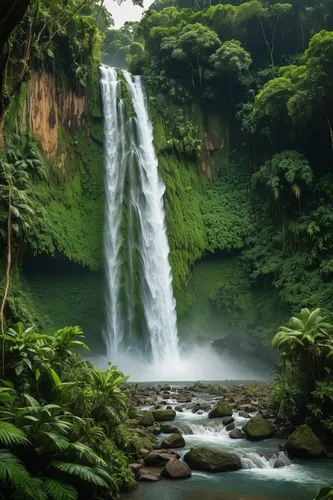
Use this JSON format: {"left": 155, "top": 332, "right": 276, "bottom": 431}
{"left": 43, "top": 478, "right": 78, "bottom": 500}
{"left": 0, "top": 422, "right": 30, "bottom": 446}
{"left": 49, "top": 461, "right": 111, "bottom": 487}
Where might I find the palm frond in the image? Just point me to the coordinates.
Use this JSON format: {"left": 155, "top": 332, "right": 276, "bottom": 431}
{"left": 49, "top": 461, "right": 111, "bottom": 488}
{"left": 43, "top": 478, "right": 78, "bottom": 500}
{"left": 0, "top": 422, "right": 30, "bottom": 446}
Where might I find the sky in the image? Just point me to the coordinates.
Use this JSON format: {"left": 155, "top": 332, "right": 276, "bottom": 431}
{"left": 105, "top": 0, "right": 153, "bottom": 28}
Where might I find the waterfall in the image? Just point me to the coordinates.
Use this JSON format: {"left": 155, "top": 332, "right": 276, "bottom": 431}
{"left": 100, "top": 65, "right": 179, "bottom": 366}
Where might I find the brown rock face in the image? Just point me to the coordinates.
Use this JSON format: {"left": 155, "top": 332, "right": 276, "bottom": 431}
{"left": 161, "top": 458, "right": 192, "bottom": 479}
{"left": 27, "top": 72, "right": 86, "bottom": 163}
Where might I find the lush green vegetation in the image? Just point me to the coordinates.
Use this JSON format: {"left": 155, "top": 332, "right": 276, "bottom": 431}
{"left": 269, "top": 308, "right": 333, "bottom": 440}
{"left": 0, "top": 323, "right": 149, "bottom": 499}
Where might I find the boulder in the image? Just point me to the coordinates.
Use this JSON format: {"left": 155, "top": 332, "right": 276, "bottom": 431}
{"left": 160, "top": 424, "right": 181, "bottom": 434}
{"left": 152, "top": 409, "right": 176, "bottom": 422}
{"left": 137, "top": 469, "right": 160, "bottom": 481}
{"left": 160, "top": 423, "right": 193, "bottom": 435}
{"left": 145, "top": 449, "right": 180, "bottom": 466}
{"left": 175, "top": 406, "right": 183, "bottom": 412}
{"left": 161, "top": 458, "right": 192, "bottom": 479}
{"left": 273, "top": 458, "right": 285, "bottom": 469}
{"left": 229, "top": 428, "right": 244, "bottom": 439}
{"left": 208, "top": 402, "right": 233, "bottom": 419}
{"left": 238, "top": 411, "right": 251, "bottom": 418}
{"left": 285, "top": 425, "right": 326, "bottom": 458}
{"left": 161, "top": 433, "right": 185, "bottom": 449}
{"left": 184, "top": 446, "right": 241, "bottom": 473}
{"left": 244, "top": 416, "right": 274, "bottom": 441}
{"left": 140, "top": 411, "right": 155, "bottom": 427}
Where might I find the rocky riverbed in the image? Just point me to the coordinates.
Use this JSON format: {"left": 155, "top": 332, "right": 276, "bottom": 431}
{"left": 122, "top": 381, "right": 331, "bottom": 499}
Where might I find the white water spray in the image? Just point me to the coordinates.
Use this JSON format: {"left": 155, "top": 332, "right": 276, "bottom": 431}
{"left": 100, "top": 66, "right": 179, "bottom": 365}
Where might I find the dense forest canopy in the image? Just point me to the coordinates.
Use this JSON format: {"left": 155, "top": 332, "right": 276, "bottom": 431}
{"left": 102, "top": 0, "right": 333, "bottom": 322}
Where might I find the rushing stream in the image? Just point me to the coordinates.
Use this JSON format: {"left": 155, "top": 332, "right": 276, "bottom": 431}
{"left": 122, "top": 383, "right": 332, "bottom": 500}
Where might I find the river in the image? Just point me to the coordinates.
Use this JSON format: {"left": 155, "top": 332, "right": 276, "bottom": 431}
{"left": 122, "top": 382, "right": 332, "bottom": 500}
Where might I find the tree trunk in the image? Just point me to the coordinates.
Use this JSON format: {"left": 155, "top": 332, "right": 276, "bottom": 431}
{"left": 1, "top": 188, "right": 12, "bottom": 379}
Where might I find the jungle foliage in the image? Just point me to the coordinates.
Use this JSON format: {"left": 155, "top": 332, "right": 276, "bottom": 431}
{"left": 0, "top": 323, "right": 147, "bottom": 499}
{"left": 270, "top": 308, "right": 333, "bottom": 438}
{"left": 112, "top": 0, "right": 333, "bottom": 328}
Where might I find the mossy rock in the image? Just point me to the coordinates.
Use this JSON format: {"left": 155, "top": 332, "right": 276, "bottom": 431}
{"left": 140, "top": 411, "right": 155, "bottom": 427}
{"left": 285, "top": 425, "right": 326, "bottom": 458}
{"left": 161, "top": 433, "right": 185, "bottom": 449}
{"left": 208, "top": 402, "right": 232, "bottom": 419}
{"left": 152, "top": 409, "right": 176, "bottom": 422}
{"left": 184, "top": 446, "right": 241, "bottom": 472}
{"left": 244, "top": 416, "right": 274, "bottom": 441}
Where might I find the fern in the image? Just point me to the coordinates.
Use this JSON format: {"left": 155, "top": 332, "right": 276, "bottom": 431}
{"left": 0, "top": 450, "right": 46, "bottom": 499}
{"left": 49, "top": 461, "right": 114, "bottom": 488}
{"left": 0, "top": 422, "right": 29, "bottom": 446}
{"left": 43, "top": 479, "right": 78, "bottom": 500}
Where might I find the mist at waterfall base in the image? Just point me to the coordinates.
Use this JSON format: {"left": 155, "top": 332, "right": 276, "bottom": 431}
{"left": 99, "top": 66, "right": 270, "bottom": 382}
{"left": 90, "top": 339, "right": 270, "bottom": 382}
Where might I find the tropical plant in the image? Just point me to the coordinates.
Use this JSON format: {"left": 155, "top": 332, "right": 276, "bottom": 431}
{"left": 272, "top": 308, "right": 333, "bottom": 392}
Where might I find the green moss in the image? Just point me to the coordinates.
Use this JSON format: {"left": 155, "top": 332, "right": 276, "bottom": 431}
{"left": 3, "top": 83, "right": 28, "bottom": 133}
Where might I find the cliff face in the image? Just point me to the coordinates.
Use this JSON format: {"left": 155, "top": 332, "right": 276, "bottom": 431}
{"left": 27, "top": 72, "right": 86, "bottom": 162}
{"left": 2, "top": 71, "right": 105, "bottom": 344}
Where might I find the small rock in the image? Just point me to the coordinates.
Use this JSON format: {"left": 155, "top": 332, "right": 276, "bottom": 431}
{"left": 273, "top": 458, "right": 286, "bottom": 469}
{"left": 229, "top": 428, "right": 244, "bottom": 439}
{"left": 225, "top": 422, "right": 235, "bottom": 431}
{"left": 238, "top": 411, "right": 251, "bottom": 418}
{"left": 145, "top": 449, "right": 180, "bottom": 466}
{"left": 129, "top": 463, "right": 143, "bottom": 473}
{"left": 175, "top": 406, "right": 183, "bottom": 412}
{"left": 222, "top": 416, "right": 234, "bottom": 425}
{"left": 239, "top": 404, "right": 257, "bottom": 413}
{"left": 161, "top": 458, "right": 192, "bottom": 479}
{"left": 137, "top": 469, "right": 160, "bottom": 481}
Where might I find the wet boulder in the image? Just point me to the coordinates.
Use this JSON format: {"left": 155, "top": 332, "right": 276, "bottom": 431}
{"left": 140, "top": 411, "right": 155, "bottom": 427}
{"left": 285, "top": 425, "right": 326, "bottom": 458}
{"left": 244, "top": 416, "right": 274, "bottom": 441}
{"left": 161, "top": 458, "right": 192, "bottom": 479}
{"left": 152, "top": 409, "right": 176, "bottom": 422}
{"left": 222, "top": 416, "right": 234, "bottom": 425}
{"left": 145, "top": 449, "right": 180, "bottom": 466}
{"left": 208, "top": 402, "right": 233, "bottom": 419}
{"left": 161, "top": 433, "right": 185, "bottom": 449}
{"left": 137, "top": 469, "right": 160, "bottom": 481}
{"left": 238, "top": 411, "right": 251, "bottom": 418}
{"left": 229, "top": 428, "right": 244, "bottom": 439}
{"left": 184, "top": 446, "right": 241, "bottom": 472}
{"left": 225, "top": 422, "right": 235, "bottom": 431}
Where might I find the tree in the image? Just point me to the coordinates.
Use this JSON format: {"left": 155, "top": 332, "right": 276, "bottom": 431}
{"left": 163, "top": 23, "right": 221, "bottom": 86}
{"left": 272, "top": 308, "right": 333, "bottom": 392}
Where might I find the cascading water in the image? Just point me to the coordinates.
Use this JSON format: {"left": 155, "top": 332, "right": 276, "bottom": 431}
{"left": 100, "top": 65, "right": 179, "bottom": 366}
